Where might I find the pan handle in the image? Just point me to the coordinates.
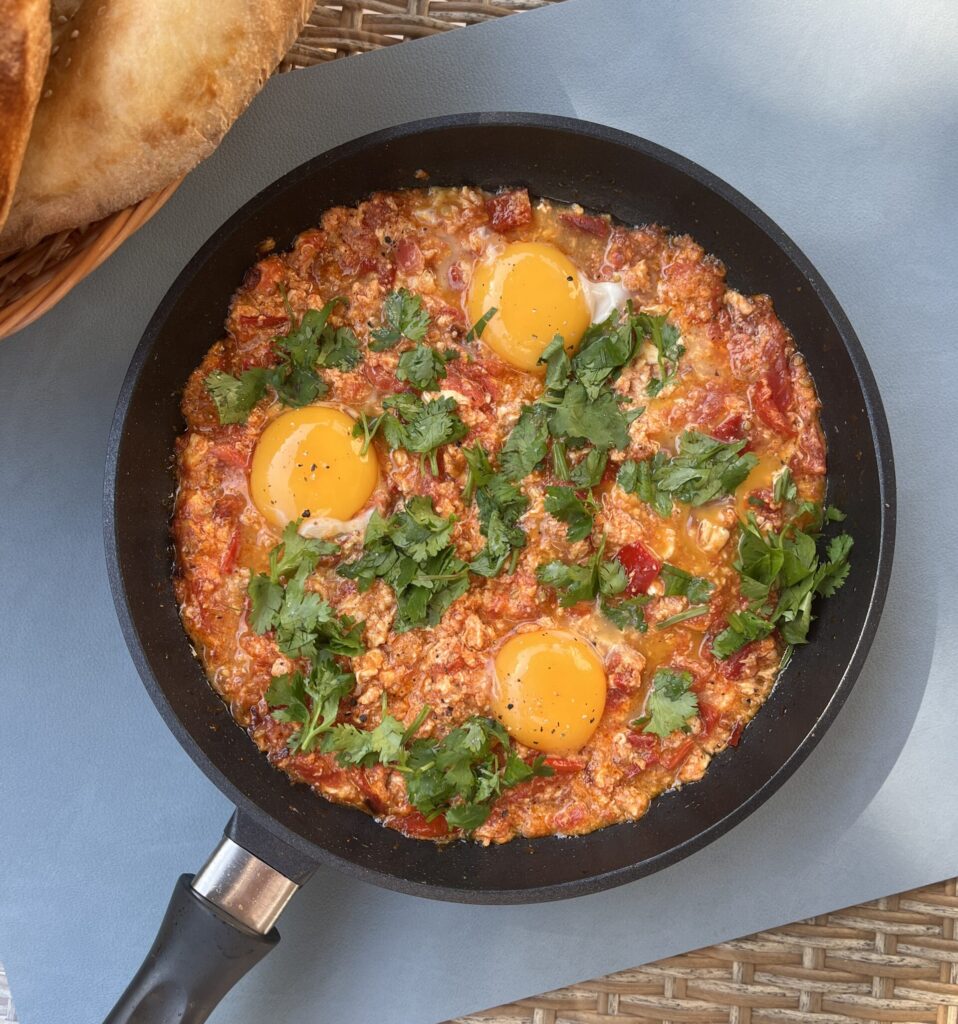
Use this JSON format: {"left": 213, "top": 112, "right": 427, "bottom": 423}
{"left": 103, "top": 811, "right": 316, "bottom": 1024}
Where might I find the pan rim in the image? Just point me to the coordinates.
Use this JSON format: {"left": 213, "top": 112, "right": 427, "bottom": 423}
{"left": 104, "top": 111, "right": 897, "bottom": 904}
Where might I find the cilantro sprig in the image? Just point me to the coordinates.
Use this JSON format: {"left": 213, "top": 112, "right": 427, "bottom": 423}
{"left": 205, "top": 296, "right": 361, "bottom": 424}
{"left": 265, "top": 651, "right": 355, "bottom": 754}
{"left": 536, "top": 537, "right": 627, "bottom": 606}
{"left": 403, "top": 716, "right": 552, "bottom": 830}
{"left": 632, "top": 668, "right": 698, "bottom": 738}
{"left": 618, "top": 430, "right": 759, "bottom": 517}
{"left": 713, "top": 512, "right": 853, "bottom": 656}
{"left": 544, "top": 485, "right": 597, "bottom": 542}
{"left": 337, "top": 497, "right": 470, "bottom": 632}
{"left": 396, "top": 344, "right": 458, "bottom": 391}
{"left": 355, "top": 393, "right": 467, "bottom": 475}
{"left": 638, "top": 313, "right": 685, "bottom": 397}
{"left": 247, "top": 521, "right": 364, "bottom": 659}
{"left": 370, "top": 289, "right": 430, "bottom": 351}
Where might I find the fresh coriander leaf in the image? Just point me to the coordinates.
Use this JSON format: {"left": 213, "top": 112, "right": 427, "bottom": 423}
{"left": 617, "top": 455, "right": 673, "bottom": 518}
{"left": 773, "top": 467, "right": 797, "bottom": 504}
{"left": 571, "top": 309, "right": 639, "bottom": 399}
{"left": 569, "top": 448, "right": 608, "bottom": 488}
{"left": 814, "top": 534, "right": 854, "bottom": 597}
{"left": 266, "top": 651, "right": 356, "bottom": 754}
{"left": 655, "top": 604, "right": 710, "bottom": 630}
{"left": 322, "top": 699, "right": 409, "bottom": 768}
{"left": 499, "top": 405, "right": 549, "bottom": 481}
{"left": 390, "top": 496, "right": 456, "bottom": 560}
{"left": 636, "top": 668, "right": 698, "bottom": 738}
{"left": 711, "top": 610, "right": 776, "bottom": 659}
{"left": 461, "top": 442, "right": 495, "bottom": 501}
{"left": 404, "top": 716, "right": 551, "bottom": 831}
{"left": 601, "top": 595, "right": 650, "bottom": 632}
{"left": 358, "top": 393, "right": 467, "bottom": 475}
{"left": 635, "top": 313, "right": 684, "bottom": 397}
{"left": 471, "top": 474, "right": 528, "bottom": 578}
{"left": 396, "top": 344, "right": 455, "bottom": 391}
{"left": 659, "top": 563, "right": 715, "bottom": 604}
{"left": 536, "top": 537, "right": 625, "bottom": 606}
{"left": 544, "top": 486, "right": 596, "bottom": 542}
{"left": 247, "top": 575, "right": 283, "bottom": 633}
{"left": 370, "top": 289, "right": 430, "bottom": 350}
{"left": 268, "top": 521, "right": 338, "bottom": 580}
{"left": 204, "top": 368, "right": 268, "bottom": 424}
{"left": 317, "top": 326, "right": 362, "bottom": 370}
{"left": 537, "top": 334, "right": 572, "bottom": 402}
{"left": 268, "top": 363, "right": 328, "bottom": 407}
{"left": 548, "top": 382, "right": 633, "bottom": 450}
{"left": 824, "top": 505, "right": 847, "bottom": 522}
{"left": 465, "top": 306, "right": 497, "bottom": 341}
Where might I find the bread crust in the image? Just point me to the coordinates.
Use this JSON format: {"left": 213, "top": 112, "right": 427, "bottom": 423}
{"left": 0, "top": 0, "right": 314, "bottom": 254}
{"left": 0, "top": 0, "right": 51, "bottom": 234}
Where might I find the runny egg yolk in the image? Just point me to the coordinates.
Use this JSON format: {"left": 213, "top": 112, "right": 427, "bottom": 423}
{"left": 467, "top": 242, "right": 592, "bottom": 373}
{"left": 492, "top": 630, "right": 607, "bottom": 755}
{"left": 250, "top": 406, "right": 378, "bottom": 529}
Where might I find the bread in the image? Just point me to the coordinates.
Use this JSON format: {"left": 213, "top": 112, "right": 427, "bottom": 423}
{"left": 0, "top": 0, "right": 314, "bottom": 254}
{"left": 0, "top": 0, "right": 51, "bottom": 235}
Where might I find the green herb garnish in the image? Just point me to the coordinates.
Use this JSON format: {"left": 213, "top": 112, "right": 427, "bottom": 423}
{"left": 265, "top": 651, "right": 356, "bottom": 754}
{"left": 337, "top": 498, "right": 470, "bottom": 633}
{"left": 396, "top": 344, "right": 458, "bottom": 391}
{"left": 536, "top": 537, "right": 627, "bottom": 606}
{"left": 633, "top": 668, "right": 698, "bottom": 738}
{"left": 370, "top": 289, "right": 430, "bottom": 350}
{"left": 544, "top": 485, "right": 597, "bottom": 542}
{"left": 355, "top": 393, "right": 467, "bottom": 475}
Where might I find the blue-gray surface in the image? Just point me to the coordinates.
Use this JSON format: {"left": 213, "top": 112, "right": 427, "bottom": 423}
{"left": 1, "top": 1, "right": 957, "bottom": 1022}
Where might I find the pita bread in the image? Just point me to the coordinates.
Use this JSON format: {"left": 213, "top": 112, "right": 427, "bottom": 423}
{"left": 0, "top": 0, "right": 51, "bottom": 235}
{"left": 0, "top": 0, "right": 314, "bottom": 254}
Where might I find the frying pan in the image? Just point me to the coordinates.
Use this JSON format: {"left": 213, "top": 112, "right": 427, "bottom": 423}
{"left": 103, "top": 113, "right": 895, "bottom": 1024}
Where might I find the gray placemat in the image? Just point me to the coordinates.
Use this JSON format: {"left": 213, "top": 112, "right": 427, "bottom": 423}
{"left": 1, "top": 1, "right": 956, "bottom": 1022}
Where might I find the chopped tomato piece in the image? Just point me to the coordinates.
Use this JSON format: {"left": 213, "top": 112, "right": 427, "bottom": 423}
{"left": 210, "top": 443, "right": 251, "bottom": 469}
{"left": 698, "top": 700, "right": 721, "bottom": 738}
{"left": 395, "top": 238, "right": 424, "bottom": 275}
{"left": 729, "top": 720, "right": 745, "bottom": 747}
{"left": 542, "top": 756, "right": 586, "bottom": 775}
{"left": 749, "top": 377, "right": 794, "bottom": 436}
{"left": 617, "top": 541, "right": 662, "bottom": 595}
{"left": 626, "top": 732, "right": 660, "bottom": 765}
{"left": 386, "top": 810, "right": 450, "bottom": 839}
{"left": 486, "top": 189, "right": 532, "bottom": 232}
{"left": 238, "top": 314, "right": 288, "bottom": 329}
{"left": 354, "top": 768, "right": 388, "bottom": 814}
{"left": 447, "top": 261, "right": 466, "bottom": 292}
{"left": 560, "top": 212, "right": 611, "bottom": 238}
{"left": 660, "top": 738, "right": 696, "bottom": 772}
{"left": 712, "top": 412, "right": 745, "bottom": 442}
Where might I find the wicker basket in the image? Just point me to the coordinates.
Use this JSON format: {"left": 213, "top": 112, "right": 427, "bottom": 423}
{"left": 0, "top": 0, "right": 553, "bottom": 342}
{"left": 449, "top": 877, "right": 958, "bottom": 1024}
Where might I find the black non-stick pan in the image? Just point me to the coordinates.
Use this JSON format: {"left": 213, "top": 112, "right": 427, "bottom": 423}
{"left": 103, "top": 113, "right": 895, "bottom": 1024}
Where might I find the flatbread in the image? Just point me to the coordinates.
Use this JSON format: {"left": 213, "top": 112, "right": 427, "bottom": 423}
{"left": 0, "top": 0, "right": 51, "bottom": 236}
{"left": 0, "top": 0, "right": 314, "bottom": 254}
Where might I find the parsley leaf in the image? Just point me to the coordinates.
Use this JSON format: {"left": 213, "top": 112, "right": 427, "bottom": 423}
{"left": 635, "top": 313, "right": 684, "bottom": 397}
{"left": 404, "top": 716, "right": 552, "bottom": 831}
{"left": 618, "top": 431, "right": 759, "bottom": 516}
{"left": 634, "top": 668, "right": 698, "bottom": 738}
{"left": 660, "top": 563, "right": 715, "bottom": 604}
{"left": 370, "top": 289, "right": 430, "bottom": 350}
{"left": 338, "top": 498, "right": 470, "bottom": 632}
{"left": 499, "top": 405, "right": 550, "bottom": 481}
{"left": 204, "top": 368, "right": 268, "bottom": 425}
{"left": 265, "top": 651, "right": 356, "bottom": 754}
{"left": 396, "top": 344, "right": 458, "bottom": 391}
{"left": 544, "top": 485, "right": 596, "bottom": 542}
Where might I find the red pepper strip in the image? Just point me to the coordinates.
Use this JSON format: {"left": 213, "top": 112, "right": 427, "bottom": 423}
{"left": 729, "top": 721, "right": 745, "bottom": 747}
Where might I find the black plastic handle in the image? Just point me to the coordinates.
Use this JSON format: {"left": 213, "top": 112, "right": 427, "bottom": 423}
{"left": 103, "top": 874, "right": 279, "bottom": 1024}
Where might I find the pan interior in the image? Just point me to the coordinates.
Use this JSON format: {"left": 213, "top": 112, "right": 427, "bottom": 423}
{"left": 106, "top": 115, "right": 893, "bottom": 903}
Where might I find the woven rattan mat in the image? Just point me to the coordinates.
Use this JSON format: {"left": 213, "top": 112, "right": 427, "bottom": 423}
{"left": 1, "top": 3, "right": 954, "bottom": 1022}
